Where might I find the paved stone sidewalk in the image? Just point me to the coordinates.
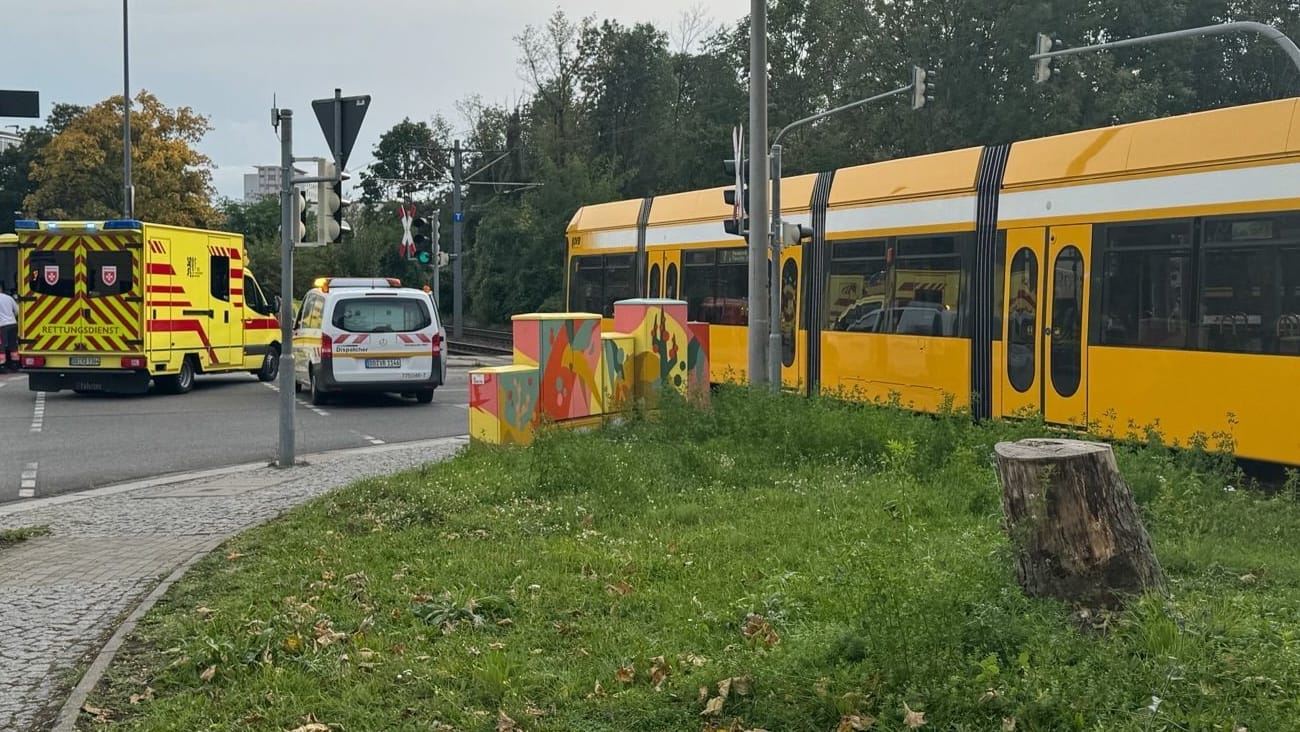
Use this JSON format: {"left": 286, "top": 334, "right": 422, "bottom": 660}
{"left": 0, "top": 436, "right": 468, "bottom": 732}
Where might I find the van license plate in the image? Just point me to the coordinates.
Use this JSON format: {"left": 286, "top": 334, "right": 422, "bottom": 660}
{"left": 69, "top": 356, "right": 101, "bottom": 367}
{"left": 365, "top": 358, "right": 401, "bottom": 369}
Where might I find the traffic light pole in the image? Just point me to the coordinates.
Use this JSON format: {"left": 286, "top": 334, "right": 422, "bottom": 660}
{"left": 764, "top": 82, "right": 918, "bottom": 386}
{"left": 452, "top": 139, "right": 464, "bottom": 339}
{"left": 276, "top": 109, "right": 296, "bottom": 469}
{"left": 747, "top": 0, "right": 770, "bottom": 387}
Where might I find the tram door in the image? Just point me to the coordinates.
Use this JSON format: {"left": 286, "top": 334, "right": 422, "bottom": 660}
{"left": 999, "top": 225, "right": 1092, "bottom": 427}
{"left": 645, "top": 251, "right": 682, "bottom": 299}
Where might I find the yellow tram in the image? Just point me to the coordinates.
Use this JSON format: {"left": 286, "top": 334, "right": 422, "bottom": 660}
{"left": 565, "top": 97, "right": 1300, "bottom": 466}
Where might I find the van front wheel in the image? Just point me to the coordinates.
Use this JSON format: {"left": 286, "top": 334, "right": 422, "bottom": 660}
{"left": 254, "top": 346, "right": 280, "bottom": 382}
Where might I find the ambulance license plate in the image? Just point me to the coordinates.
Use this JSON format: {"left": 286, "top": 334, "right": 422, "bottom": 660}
{"left": 365, "top": 358, "right": 401, "bottom": 369}
{"left": 69, "top": 356, "right": 101, "bottom": 367}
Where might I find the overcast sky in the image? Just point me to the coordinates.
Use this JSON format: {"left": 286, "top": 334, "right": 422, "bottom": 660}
{"left": 12, "top": 0, "right": 740, "bottom": 200}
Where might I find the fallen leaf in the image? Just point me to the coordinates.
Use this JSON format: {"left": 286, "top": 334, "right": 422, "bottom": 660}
{"left": 356, "top": 648, "right": 378, "bottom": 662}
{"left": 225, "top": 551, "right": 243, "bottom": 560}
{"left": 1239, "top": 573, "right": 1257, "bottom": 584}
{"left": 81, "top": 704, "right": 112, "bottom": 722}
{"left": 730, "top": 675, "right": 753, "bottom": 696}
{"left": 701, "top": 695, "right": 725, "bottom": 716}
{"left": 814, "top": 677, "right": 831, "bottom": 697}
{"left": 649, "top": 655, "right": 670, "bottom": 691}
{"left": 605, "top": 581, "right": 633, "bottom": 596}
{"left": 288, "top": 725, "right": 329, "bottom": 732}
{"left": 194, "top": 606, "right": 215, "bottom": 618}
{"left": 589, "top": 680, "right": 606, "bottom": 698}
{"left": 741, "top": 613, "right": 779, "bottom": 646}
{"left": 321, "top": 570, "right": 335, "bottom": 581}
{"left": 128, "top": 686, "right": 154, "bottom": 704}
{"left": 902, "top": 702, "right": 926, "bottom": 729}
{"left": 1002, "top": 718, "right": 1017, "bottom": 731}
{"left": 496, "top": 618, "right": 514, "bottom": 627}
{"left": 489, "top": 642, "right": 507, "bottom": 650}
{"left": 496, "top": 710, "right": 518, "bottom": 732}
{"left": 837, "top": 714, "right": 875, "bottom": 731}
{"left": 199, "top": 665, "right": 216, "bottom": 682}
{"left": 698, "top": 686, "right": 709, "bottom": 703}
{"left": 525, "top": 703, "right": 546, "bottom": 718}
{"left": 615, "top": 664, "right": 636, "bottom": 684}
{"left": 683, "top": 653, "right": 708, "bottom": 667}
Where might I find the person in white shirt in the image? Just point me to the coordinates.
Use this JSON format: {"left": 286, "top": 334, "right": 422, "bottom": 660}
{"left": 0, "top": 289, "right": 18, "bottom": 371}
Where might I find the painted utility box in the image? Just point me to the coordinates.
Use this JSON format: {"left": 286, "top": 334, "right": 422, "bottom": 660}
{"left": 468, "top": 365, "right": 540, "bottom": 445}
{"left": 512, "top": 313, "right": 604, "bottom": 421}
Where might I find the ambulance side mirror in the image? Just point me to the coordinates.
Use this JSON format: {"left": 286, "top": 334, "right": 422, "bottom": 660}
{"left": 273, "top": 296, "right": 282, "bottom": 314}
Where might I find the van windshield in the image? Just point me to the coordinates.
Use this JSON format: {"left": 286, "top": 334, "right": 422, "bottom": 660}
{"left": 331, "top": 297, "right": 432, "bottom": 333}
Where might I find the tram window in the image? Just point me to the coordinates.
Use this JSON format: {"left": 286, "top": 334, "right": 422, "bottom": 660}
{"left": 682, "top": 250, "right": 717, "bottom": 323}
{"left": 1006, "top": 248, "right": 1038, "bottom": 393}
{"left": 568, "top": 256, "right": 606, "bottom": 313}
{"left": 713, "top": 248, "right": 749, "bottom": 325}
{"left": 824, "top": 239, "right": 887, "bottom": 331}
{"left": 1099, "top": 221, "right": 1193, "bottom": 349}
{"left": 648, "top": 264, "right": 661, "bottom": 298}
{"left": 604, "top": 254, "right": 636, "bottom": 316}
{"left": 1199, "top": 213, "right": 1300, "bottom": 356}
{"left": 882, "top": 236, "right": 963, "bottom": 336}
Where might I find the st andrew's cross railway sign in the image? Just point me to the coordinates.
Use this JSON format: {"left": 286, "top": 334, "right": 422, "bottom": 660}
{"left": 312, "top": 92, "right": 370, "bottom": 170}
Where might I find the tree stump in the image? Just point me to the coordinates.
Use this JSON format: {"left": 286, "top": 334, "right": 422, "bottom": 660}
{"left": 994, "top": 438, "right": 1166, "bottom": 609}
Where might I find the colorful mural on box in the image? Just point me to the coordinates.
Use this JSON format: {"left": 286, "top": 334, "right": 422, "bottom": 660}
{"left": 687, "top": 321, "right": 710, "bottom": 403}
{"left": 601, "top": 333, "right": 634, "bottom": 413}
{"left": 469, "top": 366, "right": 539, "bottom": 445}
{"left": 613, "top": 299, "right": 691, "bottom": 407}
{"left": 512, "top": 313, "right": 603, "bottom": 421}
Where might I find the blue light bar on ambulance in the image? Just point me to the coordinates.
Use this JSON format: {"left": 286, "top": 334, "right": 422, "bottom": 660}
{"left": 14, "top": 220, "right": 37, "bottom": 229}
{"left": 103, "top": 219, "right": 143, "bottom": 230}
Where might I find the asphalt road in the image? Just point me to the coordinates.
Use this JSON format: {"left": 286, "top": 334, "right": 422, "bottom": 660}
{"left": 0, "top": 361, "right": 495, "bottom": 504}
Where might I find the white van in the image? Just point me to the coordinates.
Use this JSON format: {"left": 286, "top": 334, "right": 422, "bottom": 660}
{"left": 292, "top": 277, "right": 446, "bottom": 405}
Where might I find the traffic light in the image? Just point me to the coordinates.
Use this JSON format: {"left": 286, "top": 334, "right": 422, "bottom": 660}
{"left": 723, "top": 158, "right": 749, "bottom": 237}
{"left": 1034, "top": 33, "right": 1059, "bottom": 83}
{"left": 911, "top": 66, "right": 936, "bottom": 110}
{"left": 780, "top": 223, "right": 813, "bottom": 246}
{"left": 317, "top": 162, "right": 351, "bottom": 244}
{"left": 296, "top": 189, "right": 309, "bottom": 242}
{"left": 412, "top": 215, "right": 433, "bottom": 265}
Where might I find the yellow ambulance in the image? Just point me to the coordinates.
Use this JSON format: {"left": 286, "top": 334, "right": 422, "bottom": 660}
{"left": 14, "top": 218, "right": 281, "bottom": 395}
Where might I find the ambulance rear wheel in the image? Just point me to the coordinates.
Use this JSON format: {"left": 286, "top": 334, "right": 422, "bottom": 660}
{"left": 158, "top": 358, "right": 195, "bottom": 395}
{"left": 415, "top": 389, "right": 434, "bottom": 404}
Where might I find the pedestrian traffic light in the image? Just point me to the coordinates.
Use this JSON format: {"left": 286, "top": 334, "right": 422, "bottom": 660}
{"left": 911, "top": 66, "right": 936, "bottom": 110}
{"left": 723, "top": 158, "right": 749, "bottom": 237}
{"left": 412, "top": 215, "right": 433, "bottom": 265}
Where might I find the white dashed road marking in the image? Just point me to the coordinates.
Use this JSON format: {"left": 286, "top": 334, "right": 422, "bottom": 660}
{"left": 30, "top": 392, "right": 46, "bottom": 433}
{"left": 19, "top": 462, "right": 37, "bottom": 498}
{"left": 358, "top": 433, "right": 385, "bottom": 446}
{"left": 262, "top": 381, "right": 330, "bottom": 417}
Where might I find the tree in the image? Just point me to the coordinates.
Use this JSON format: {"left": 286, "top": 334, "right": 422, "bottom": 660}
{"left": 24, "top": 91, "right": 218, "bottom": 226}
{"left": 0, "top": 103, "right": 86, "bottom": 232}
{"left": 357, "top": 117, "right": 451, "bottom": 204}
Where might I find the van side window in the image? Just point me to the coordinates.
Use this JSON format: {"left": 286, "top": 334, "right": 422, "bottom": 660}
{"left": 210, "top": 254, "right": 230, "bottom": 301}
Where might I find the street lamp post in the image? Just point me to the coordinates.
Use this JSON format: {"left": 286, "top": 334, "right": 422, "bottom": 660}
{"left": 122, "top": 0, "right": 133, "bottom": 219}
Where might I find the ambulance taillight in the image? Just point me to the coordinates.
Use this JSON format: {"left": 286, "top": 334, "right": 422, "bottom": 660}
{"left": 321, "top": 334, "right": 333, "bottom": 359}
{"left": 120, "top": 357, "right": 147, "bottom": 369}
{"left": 21, "top": 355, "right": 45, "bottom": 368}
{"left": 431, "top": 332, "right": 442, "bottom": 357}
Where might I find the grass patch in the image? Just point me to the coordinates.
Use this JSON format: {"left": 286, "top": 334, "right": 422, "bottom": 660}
{"left": 80, "top": 389, "right": 1300, "bottom": 731}
{"left": 0, "top": 525, "right": 50, "bottom": 549}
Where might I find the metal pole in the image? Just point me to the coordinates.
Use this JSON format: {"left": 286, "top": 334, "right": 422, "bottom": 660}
{"left": 277, "top": 110, "right": 296, "bottom": 468}
{"left": 432, "top": 208, "right": 440, "bottom": 314}
{"left": 767, "top": 144, "right": 783, "bottom": 388}
{"left": 452, "top": 139, "right": 464, "bottom": 338}
{"left": 747, "top": 0, "right": 770, "bottom": 386}
{"left": 1031, "top": 21, "right": 1300, "bottom": 75}
{"left": 121, "top": 0, "right": 133, "bottom": 219}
